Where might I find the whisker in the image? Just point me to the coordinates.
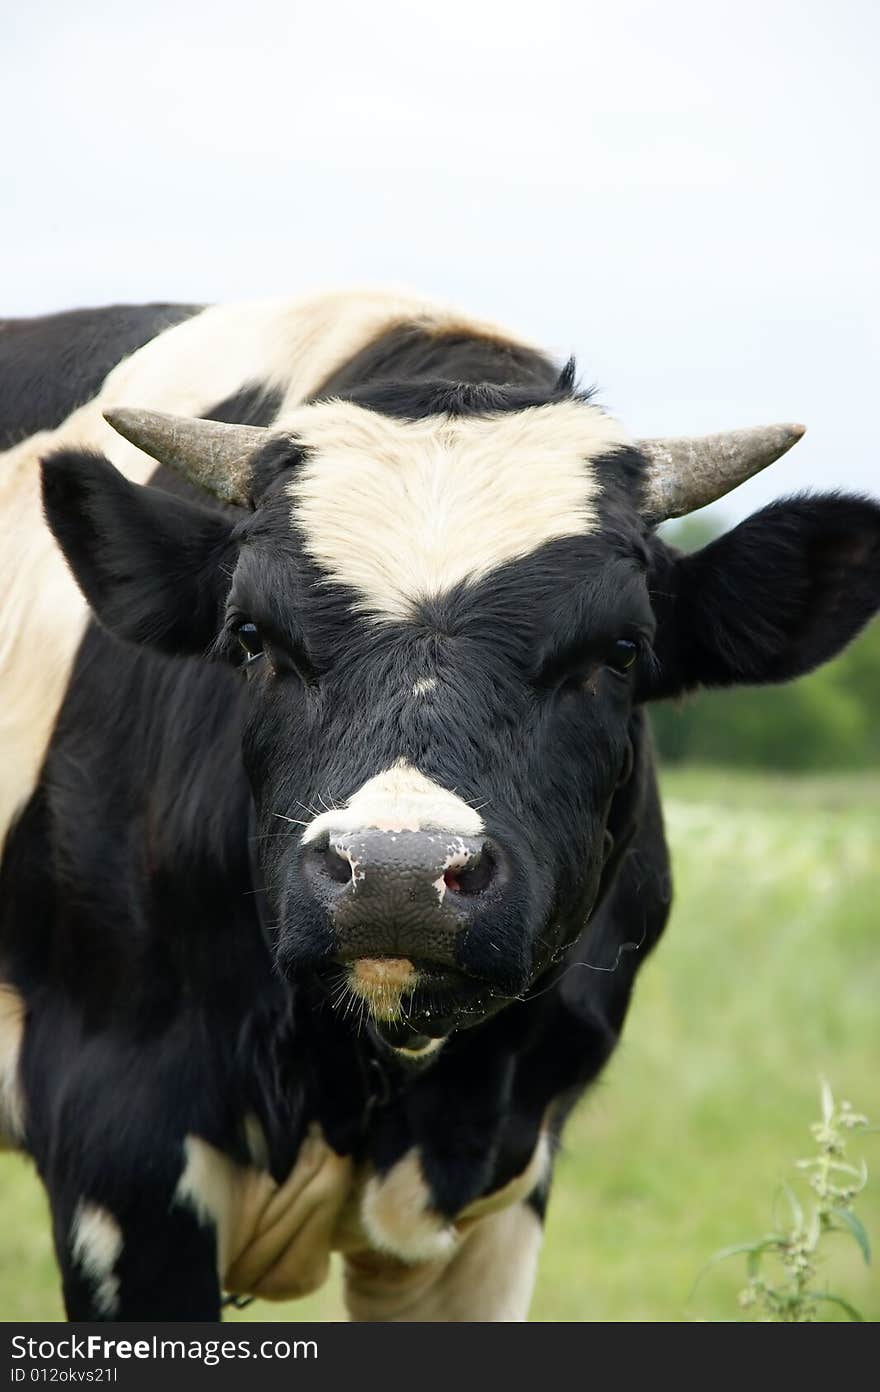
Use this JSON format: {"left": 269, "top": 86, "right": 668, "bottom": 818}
{"left": 250, "top": 830, "right": 308, "bottom": 842}
{"left": 500, "top": 923, "right": 649, "bottom": 1005}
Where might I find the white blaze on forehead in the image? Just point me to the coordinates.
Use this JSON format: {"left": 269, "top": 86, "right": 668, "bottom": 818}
{"left": 286, "top": 397, "right": 629, "bottom": 622}
{"left": 70, "top": 1200, "right": 123, "bottom": 1317}
{"left": 301, "top": 760, "right": 484, "bottom": 845}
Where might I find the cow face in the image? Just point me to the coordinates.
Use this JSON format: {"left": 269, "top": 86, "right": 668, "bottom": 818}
{"left": 42, "top": 379, "right": 880, "bottom": 1052}
{"left": 219, "top": 391, "right": 654, "bottom": 1046}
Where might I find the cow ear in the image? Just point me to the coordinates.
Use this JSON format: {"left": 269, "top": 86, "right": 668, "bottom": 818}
{"left": 41, "top": 449, "right": 237, "bottom": 655}
{"left": 645, "top": 495, "right": 880, "bottom": 698}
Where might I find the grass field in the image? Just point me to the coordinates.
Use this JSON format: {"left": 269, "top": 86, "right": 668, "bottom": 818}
{"left": 2, "top": 767, "right": 877, "bottom": 1323}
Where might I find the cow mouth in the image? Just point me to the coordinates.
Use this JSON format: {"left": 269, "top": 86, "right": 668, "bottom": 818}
{"left": 322, "top": 954, "right": 497, "bottom": 1039}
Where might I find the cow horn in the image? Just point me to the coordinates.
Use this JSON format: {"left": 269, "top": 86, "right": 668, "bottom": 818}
{"left": 637, "top": 423, "right": 806, "bottom": 523}
{"left": 103, "top": 408, "right": 270, "bottom": 506}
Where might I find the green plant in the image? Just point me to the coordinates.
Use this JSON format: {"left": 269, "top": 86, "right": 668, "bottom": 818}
{"left": 701, "top": 1082, "right": 873, "bottom": 1321}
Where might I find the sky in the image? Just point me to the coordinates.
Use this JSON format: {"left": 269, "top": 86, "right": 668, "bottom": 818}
{"left": 3, "top": 0, "right": 878, "bottom": 526}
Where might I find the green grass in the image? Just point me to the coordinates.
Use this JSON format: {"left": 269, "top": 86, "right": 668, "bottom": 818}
{"left": 2, "top": 767, "right": 877, "bottom": 1322}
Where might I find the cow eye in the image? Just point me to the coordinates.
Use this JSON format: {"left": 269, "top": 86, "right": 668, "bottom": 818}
{"left": 236, "top": 621, "right": 264, "bottom": 662}
{"left": 605, "top": 638, "right": 639, "bottom": 674}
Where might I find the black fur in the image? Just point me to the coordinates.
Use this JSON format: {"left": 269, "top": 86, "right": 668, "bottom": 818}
{"left": 0, "top": 304, "right": 200, "bottom": 449}
{"left": 41, "top": 451, "right": 237, "bottom": 652}
{"left": 4, "top": 308, "right": 880, "bottom": 1322}
{"left": 327, "top": 359, "right": 587, "bottom": 422}
{"left": 646, "top": 495, "right": 880, "bottom": 694}
{"left": 310, "top": 323, "right": 562, "bottom": 400}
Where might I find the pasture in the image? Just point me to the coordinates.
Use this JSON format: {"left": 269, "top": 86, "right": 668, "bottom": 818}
{"left": 2, "top": 766, "right": 876, "bottom": 1322}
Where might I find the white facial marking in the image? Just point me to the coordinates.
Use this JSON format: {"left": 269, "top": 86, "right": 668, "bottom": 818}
{"left": 432, "top": 838, "right": 472, "bottom": 904}
{"left": 0, "top": 985, "right": 25, "bottom": 1147}
{"left": 286, "top": 396, "right": 629, "bottom": 621}
{"left": 330, "top": 839, "right": 366, "bottom": 888}
{"left": 301, "top": 759, "right": 483, "bottom": 846}
{"left": 70, "top": 1201, "right": 123, "bottom": 1317}
{"left": 1, "top": 287, "right": 515, "bottom": 848}
{"left": 412, "top": 676, "right": 438, "bottom": 697}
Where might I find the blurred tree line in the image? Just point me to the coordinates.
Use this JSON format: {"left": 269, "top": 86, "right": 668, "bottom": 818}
{"left": 650, "top": 516, "right": 880, "bottom": 771}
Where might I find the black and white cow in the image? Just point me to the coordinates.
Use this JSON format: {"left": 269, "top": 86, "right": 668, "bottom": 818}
{"left": 1, "top": 291, "right": 878, "bottom": 1321}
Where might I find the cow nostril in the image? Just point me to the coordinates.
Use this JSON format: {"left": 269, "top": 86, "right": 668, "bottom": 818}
{"left": 443, "top": 847, "right": 496, "bottom": 897}
{"left": 307, "top": 843, "right": 355, "bottom": 886}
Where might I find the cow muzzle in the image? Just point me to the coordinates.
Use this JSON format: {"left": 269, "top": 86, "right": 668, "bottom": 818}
{"left": 301, "top": 826, "right": 508, "bottom": 1030}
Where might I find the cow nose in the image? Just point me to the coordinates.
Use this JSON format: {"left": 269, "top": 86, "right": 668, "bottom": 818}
{"left": 301, "top": 827, "right": 503, "bottom": 966}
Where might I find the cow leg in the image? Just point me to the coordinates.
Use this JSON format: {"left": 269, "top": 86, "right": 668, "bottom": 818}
{"left": 343, "top": 1199, "right": 544, "bottom": 1322}
{"left": 46, "top": 1158, "right": 221, "bottom": 1321}
{"left": 60, "top": 1202, "right": 220, "bottom": 1322}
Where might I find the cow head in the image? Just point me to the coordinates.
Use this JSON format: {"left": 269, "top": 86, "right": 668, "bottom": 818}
{"left": 41, "top": 374, "right": 880, "bottom": 1055}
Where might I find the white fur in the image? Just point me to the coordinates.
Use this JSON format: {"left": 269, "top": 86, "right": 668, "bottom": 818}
{"left": 301, "top": 759, "right": 484, "bottom": 845}
{"left": 70, "top": 1201, "right": 123, "bottom": 1317}
{"left": 174, "top": 1135, "right": 238, "bottom": 1275}
{"left": 412, "top": 676, "right": 438, "bottom": 696}
{"left": 0, "top": 985, "right": 25, "bottom": 1147}
{"left": 360, "top": 1148, "right": 459, "bottom": 1263}
{"left": 286, "top": 396, "right": 629, "bottom": 621}
{"left": 359, "top": 1132, "right": 550, "bottom": 1269}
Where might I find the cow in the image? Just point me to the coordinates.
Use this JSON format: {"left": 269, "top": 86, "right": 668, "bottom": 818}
{"left": 1, "top": 290, "right": 878, "bottom": 1322}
